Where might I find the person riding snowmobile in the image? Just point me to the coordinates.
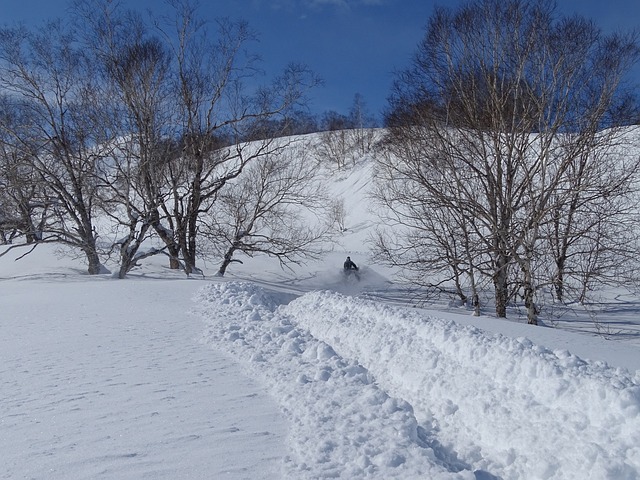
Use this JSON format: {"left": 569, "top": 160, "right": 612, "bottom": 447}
{"left": 343, "top": 256, "right": 360, "bottom": 280}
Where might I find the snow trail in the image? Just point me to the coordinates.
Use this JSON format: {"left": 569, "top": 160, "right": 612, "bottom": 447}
{"left": 284, "top": 289, "right": 640, "bottom": 480}
{"left": 196, "top": 281, "right": 475, "bottom": 479}
{"left": 195, "top": 281, "right": 640, "bottom": 480}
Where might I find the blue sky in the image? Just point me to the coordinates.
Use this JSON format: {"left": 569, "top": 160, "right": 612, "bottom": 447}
{"left": 2, "top": 0, "right": 639, "bottom": 119}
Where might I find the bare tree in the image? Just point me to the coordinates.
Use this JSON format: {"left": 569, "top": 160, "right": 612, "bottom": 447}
{"left": 373, "top": 133, "right": 487, "bottom": 312}
{"left": 0, "top": 144, "right": 48, "bottom": 245}
{"left": 328, "top": 197, "right": 347, "bottom": 233}
{"left": 0, "top": 22, "right": 110, "bottom": 274}
{"left": 314, "top": 111, "right": 354, "bottom": 169}
{"left": 104, "top": 35, "right": 174, "bottom": 278}
{"left": 74, "top": 1, "right": 177, "bottom": 278}
{"left": 205, "top": 145, "right": 330, "bottom": 276}
{"left": 546, "top": 134, "right": 640, "bottom": 303}
{"left": 315, "top": 129, "right": 354, "bottom": 169}
{"left": 315, "top": 100, "right": 378, "bottom": 169}
{"left": 150, "top": 0, "right": 321, "bottom": 275}
{"left": 376, "top": 0, "right": 640, "bottom": 323}
{"left": 0, "top": 100, "right": 50, "bottom": 245}
{"left": 314, "top": 95, "right": 378, "bottom": 169}
{"left": 68, "top": 0, "right": 321, "bottom": 277}
{"left": 348, "top": 93, "right": 378, "bottom": 156}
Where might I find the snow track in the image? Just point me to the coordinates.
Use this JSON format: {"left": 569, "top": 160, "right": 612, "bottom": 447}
{"left": 196, "top": 282, "right": 640, "bottom": 480}
{"left": 196, "top": 281, "right": 474, "bottom": 479}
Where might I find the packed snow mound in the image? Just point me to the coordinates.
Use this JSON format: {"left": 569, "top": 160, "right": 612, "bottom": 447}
{"left": 196, "top": 282, "right": 640, "bottom": 480}
{"left": 283, "top": 290, "right": 640, "bottom": 480}
{"left": 195, "top": 282, "right": 474, "bottom": 479}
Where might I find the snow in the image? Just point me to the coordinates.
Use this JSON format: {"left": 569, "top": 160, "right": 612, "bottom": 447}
{"left": 2, "top": 133, "right": 640, "bottom": 479}
{"left": 1, "top": 273, "right": 286, "bottom": 479}
{"left": 282, "top": 290, "right": 640, "bottom": 479}
{"left": 192, "top": 280, "right": 640, "bottom": 479}
{"left": 196, "top": 281, "right": 472, "bottom": 479}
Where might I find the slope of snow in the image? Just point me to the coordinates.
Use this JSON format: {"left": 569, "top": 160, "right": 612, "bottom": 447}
{"left": 196, "top": 281, "right": 474, "bottom": 479}
{"left": 284, "top": 289, "right": 640, "bottom": 479}
{"left": 3, "top": 130, "right": 640, "bottom": 479}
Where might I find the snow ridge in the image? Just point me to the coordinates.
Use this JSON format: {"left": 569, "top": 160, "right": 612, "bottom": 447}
{"left": 283, "top": 290, "right": 640, "bottom": 480}
{"left": 195, "top": 282, "right": 474, "bottom": 479}
{"left": 196, "top": 282, "right": 640, "bottom": 479}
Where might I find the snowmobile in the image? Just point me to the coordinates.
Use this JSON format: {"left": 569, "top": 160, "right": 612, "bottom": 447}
{"left": 343, "top": 256, "right": 361, "bottom": 281}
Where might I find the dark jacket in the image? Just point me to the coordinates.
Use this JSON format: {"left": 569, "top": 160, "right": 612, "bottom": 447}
{"left": 344, "top": 258, "right": 358, "bottom": 271}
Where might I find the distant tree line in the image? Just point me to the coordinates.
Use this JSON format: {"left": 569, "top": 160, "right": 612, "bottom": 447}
{"left": 373, "top": 0, "right": 640, "bottom": 324}
{"left": 243, "top": 93, "right": 379, "bottom": 141}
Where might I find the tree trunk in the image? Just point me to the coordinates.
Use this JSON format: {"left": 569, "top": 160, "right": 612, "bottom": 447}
{"left": 182, "top": 170, "right": 202, "bottom": 276}
{"left": 85, "top": 247, "right": 103, "bottom": 275}
{"left": 493, "top": 254, "right": 509, "bottom": 318}
{"left": 452, "top": 264, "right": 467, "bottom": 305}
{"left": 524, "top": 288, "right": 538, "bottom": 325}
{"left": 217, "top": 238, "right": 246, "bottom": 277}
{"left": 217, "top": 245, "right": 237, "bottom": 277}
{"left": 472, "top": 293, "right": 480, "bottom": 316}
{"left": 469, "top": 270, "right": 480, "bottom": 316}
{"left": 553, "top": 257, "right": 565, "bottom": 302}
{"left": 554, "top": 274, "right": 564, "bottom": 302}
{"left": 522, "top": 269, "right": 538, "bottom": 325}
{"left": 118, "top": 240, "right": 133, "bottom": 279}
{"left": 149, "top": 210, "right": 181, "bottom": 270}
{"left": 117, "top": 262, "right": 130, "bottom": 279}
{"left": 168, "top": 252, "right": 180, "bottom": 270}
{"left": 494, "top": 277, "right": 508, "bottom": 318}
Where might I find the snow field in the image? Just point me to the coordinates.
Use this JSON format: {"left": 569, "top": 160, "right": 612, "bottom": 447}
{"left": 195, "top": 281, "right": 475, "bottom": 479}
{"left": 0, "top": 279, "right": 287, "bottom": 479}
{"left": 4, "top": 128, "right": 640, "bottom": 479}
{"left": 195, "top": 281, "right": 640, "bottom": 480}
{"left": 283, "top": 290, "right": 640, "bottom": 480}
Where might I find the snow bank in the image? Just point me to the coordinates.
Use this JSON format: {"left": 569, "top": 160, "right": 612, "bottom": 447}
{"left": 283, "top": 290, "right": 640, "bottom": 480}
{"left": 196, "top": 282, "right": 640, "bottom": 479}
{"left": 196, "top": 282, "right": 474, "bottom": 479}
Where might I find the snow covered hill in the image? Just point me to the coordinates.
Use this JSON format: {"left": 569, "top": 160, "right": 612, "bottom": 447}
{"left": 2, "top": 131, "right": 640, "bottom": 479}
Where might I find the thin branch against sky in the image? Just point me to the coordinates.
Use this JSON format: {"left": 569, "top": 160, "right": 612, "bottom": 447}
{"left": 1, "top": 0, "right": 638, "bottom": 117}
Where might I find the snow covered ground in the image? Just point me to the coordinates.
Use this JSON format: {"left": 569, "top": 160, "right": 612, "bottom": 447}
{"left": 0, "top": 260, "right": 286, "bottom": 479}
{"left": 2, "top": 146, "right": 640, "bottom": 479}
